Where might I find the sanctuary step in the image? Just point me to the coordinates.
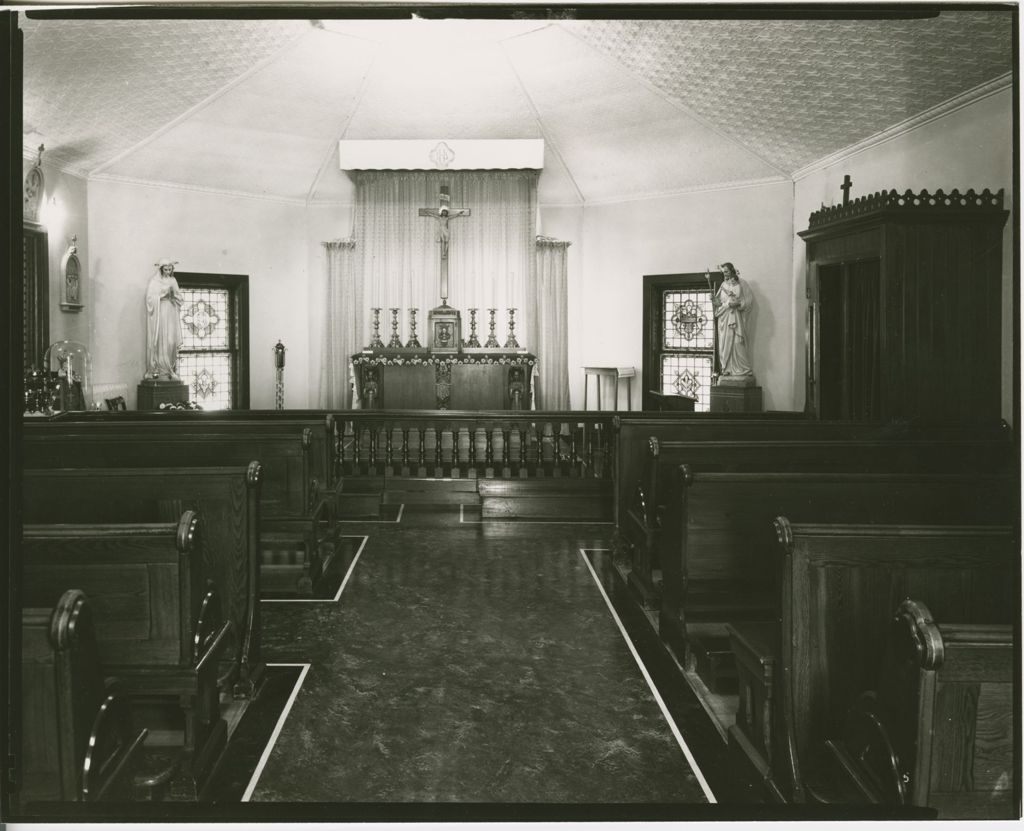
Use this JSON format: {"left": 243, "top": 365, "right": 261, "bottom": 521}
{"left": 478, "top": 478, "right": 612, "bottom": 521}
{"left": 334, "top": 476, "right": 384, "bottom": 518}
{"left": 382, "top": 477, "right": 480, "bottom": 506}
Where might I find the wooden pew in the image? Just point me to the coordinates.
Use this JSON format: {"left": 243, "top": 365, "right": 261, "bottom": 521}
{"left": 623, "top": 432, "right": 1014, "bottom": 608}
{"left": 23, "top": 512, "right": 234, "bottom": 797}
{"left": 42, "top": 410, "right": 336, "bottom": 495}
{"left": 658, "top": 467, "right": 1015, "bottom": 793}
{"left": 772, "top": 521, "right": 1016, "bottom": 806}
{"left": 22, "top": 465, "right": 262, "bottom": 698}
{"left": 20, "top": 589, "right": 148, "bottom": 804}
{"left": 825, "top": 598, "right": 1015, "bottom": 819}
{"left": 662, "top": 469, "right": 1015, "bottom": 662}
{"left": 613, "top": 413, "right": 912, "bottom": 532}
{"left": 24, "top": 423, "right": 331, "bottom": 595}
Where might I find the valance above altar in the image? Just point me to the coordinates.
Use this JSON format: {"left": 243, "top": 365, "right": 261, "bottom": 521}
{"left": 351, "top": 351, "right": 536, "bottom": 410}
{"left": 339, "top": 139, "right": 545, "bottom": 171}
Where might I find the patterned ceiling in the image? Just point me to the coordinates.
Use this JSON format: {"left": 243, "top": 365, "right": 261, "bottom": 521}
{"left": 20, "top": 11, "right": 1014, "bottom": 203}
{"left": 569, "top": 13, "right": 1013, "bottom": 173}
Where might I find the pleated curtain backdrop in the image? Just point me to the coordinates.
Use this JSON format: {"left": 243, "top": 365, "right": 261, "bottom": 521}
{"left": 317, "top": 238, "right": 359, "bottom": 409}
{"left": 354, "top": 170, "right": 538, "bottom": 349}
{"left": 534, "top": 237, "right": 571, "bottom": 410}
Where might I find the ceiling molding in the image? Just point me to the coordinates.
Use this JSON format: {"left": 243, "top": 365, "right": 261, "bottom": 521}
{"left": 792, "top": 72, "right": 1013, "bottom": 181}
{"left": 90, "top": 25, "right": 314, "bottom": 177}
{"left": 576, "top": 175, "right": 790, "bottom": 208}
{"left": 22, "top": 145, "right": 91, "bottom": 180}
{"left": 88, "top": 173, "right": 309, "bottom": 206}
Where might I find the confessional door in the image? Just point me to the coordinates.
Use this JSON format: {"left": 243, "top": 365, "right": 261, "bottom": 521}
{"left": 811, "top": 258, "right": 882, "bottom": 420}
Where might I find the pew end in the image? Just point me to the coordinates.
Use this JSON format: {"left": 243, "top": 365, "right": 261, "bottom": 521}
{"left": 23, "top": 513, "right": 234, "bottom": 798}
{"left": 19, "top": 589, "right": 148, "bottom": 805}
{"left": 823, "top": 598, "right": 1016, "bottom": 819}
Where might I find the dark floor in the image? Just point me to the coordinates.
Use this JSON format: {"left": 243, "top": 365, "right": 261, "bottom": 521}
{"left": 207, "top": 503, "right": 765, "bottom": 815}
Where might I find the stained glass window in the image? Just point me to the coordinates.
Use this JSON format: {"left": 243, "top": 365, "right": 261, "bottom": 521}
{"left": 177, "top": 285, "right": 236, "bottom": 410}
{"left": 660, "top": 287, "right": 716, "bottom": 411}
{"left": 661, "top": 354, "right": 714, "bottom": 409}
{"left": 663, "top": 290, "right": 714, "bottom": 349}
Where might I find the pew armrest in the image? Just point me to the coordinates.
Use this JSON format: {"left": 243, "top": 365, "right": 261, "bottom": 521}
{"left": 82, "top": 694, "right": 149, "bottom": 801}
{"left": 196, "top": 621, "right": 234, "bottom": 675}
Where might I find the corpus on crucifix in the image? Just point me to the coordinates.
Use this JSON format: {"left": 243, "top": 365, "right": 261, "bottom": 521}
{"left": 419, "top": 185, "right": 470, "bottom": 306}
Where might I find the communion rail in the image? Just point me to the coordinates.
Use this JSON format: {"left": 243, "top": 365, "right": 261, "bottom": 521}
{"left": 330, "top": 411, "right": 616, "bottom": 481}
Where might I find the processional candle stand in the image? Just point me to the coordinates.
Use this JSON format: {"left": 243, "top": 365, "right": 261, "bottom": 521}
{"left": 368, "top": 308, "right": 384, "bottom": 349}
{"left": 465, "top": 308, "right": 482, "bottom": 348}
{"left": 274, "top": 340, "right": 286, "bottom": 410}
{"left": 406, "top": 308, "right": 422, "bottom": 349}
{"left": 504, "top": 308, "right": 520, "bottom": 350}
{"left": 387, "top": 308, "right": 404, "bottom": 348}
{"left": 484, "top": 308, "right": 501, "bottom": 348}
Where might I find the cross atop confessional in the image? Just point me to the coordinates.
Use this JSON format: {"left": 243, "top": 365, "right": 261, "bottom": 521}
{"left": 419, "top": 185, "right": 470, "bottom": 305}
{"left": 841, "top": 174, "right": 853, "bottom": 206}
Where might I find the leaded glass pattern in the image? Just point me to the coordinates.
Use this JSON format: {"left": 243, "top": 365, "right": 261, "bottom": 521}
{"left": 177, "top": 285, "right": 234, "bottom": 410}
{"left": 662, "top": 354, "right": 713, "bottom": 411}
{"left": 178, "top": 352, "right": 232, "bottom": 410}
{"left": 180, "top": 288, "right": 229, "bottom": 349}
{"left": 663, "top": 290, "right": 713, "bottom": 349}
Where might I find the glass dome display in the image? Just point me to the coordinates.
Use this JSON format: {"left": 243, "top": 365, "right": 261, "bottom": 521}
{"left": 43, "top": 340, "right": 93, "bottom": 412}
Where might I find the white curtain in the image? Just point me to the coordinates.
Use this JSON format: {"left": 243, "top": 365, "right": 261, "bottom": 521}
{"left": 354, "top": 170, "right": 538, "bottom": 348}
{"left": 534, "top": 237, "right": 571, "bottom": 410}
{"left": 317, "top": 238, "right": 359, "bottom": 409}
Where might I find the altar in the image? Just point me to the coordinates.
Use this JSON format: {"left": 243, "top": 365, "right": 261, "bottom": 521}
{"left": 352, "top": 352, "right": 535, "bottom": 410}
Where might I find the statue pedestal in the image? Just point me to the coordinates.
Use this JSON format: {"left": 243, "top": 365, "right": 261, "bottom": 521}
{"left": 711, "top": 376, "right": 762, "bottom": 413}
{"left": 138, "top": 378, "right": 189, "bottom": 411}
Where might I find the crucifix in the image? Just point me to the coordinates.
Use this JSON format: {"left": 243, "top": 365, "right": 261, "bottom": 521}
{"left": 840, "top": 174, "right": 853, "bottom": 207}
{"left": 419, "top": 185, "right": 470, "bottom": 306}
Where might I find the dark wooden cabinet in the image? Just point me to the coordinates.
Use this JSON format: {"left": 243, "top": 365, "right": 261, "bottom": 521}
{"left": 799, "top": 189, "right": 1008, "bottom": 422}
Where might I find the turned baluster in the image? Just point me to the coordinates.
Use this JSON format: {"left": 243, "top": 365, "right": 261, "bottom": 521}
{"left": 353, "top": 426, "right": 362, "bottom": 468}
{"left": 520, "top": 426, "right": 528, "bottom": 467}
{"left": 485, "top": 429, "right": 494, "bottom": 467}
{"left": 569, "top": 425, "right": 578, "bottom": 475}
{"left": 368, "top": 427, "right": 377, "bottom": 466}
{"left": 468, "top": 426, "right": 476, "bottom": 468}
{"left": 502, "top": 429, "right": 511, "bottom": 466}
{"left": 586, "top": 426, "right": 594, "bottom": 478}
{"left": 385, "top": 427, "right": 394, "bottom": 467}
{"left": 436, "top": 426, "right": 443, "bottom": 468}
{"left": 402, "top": 427, "right": 410, "bottom": 467}
{"left": 419, "top": 427, "right": 426, "bottom": 468}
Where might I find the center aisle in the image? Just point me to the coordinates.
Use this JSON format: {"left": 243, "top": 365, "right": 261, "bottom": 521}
{"left": 247, "top": 507, "right": 713, "bottom": 804}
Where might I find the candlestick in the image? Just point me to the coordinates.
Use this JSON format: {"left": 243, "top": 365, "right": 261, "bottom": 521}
{"left": 465, "top": 308, "right": 481, "bottom": 348}
{"left": 274, "top": 340, "right": 286, "bottom": 410}
{"left": 387, "top": 308, "right": 403, "bottom": 348}
{"left": 484, "top": 308, "right": 500, "bottom": 349}
{"left": 504, "top": 308, "right": 520, "bottom": 350}
{"left": 406, "top": 308, "right": 422, "bottom": 349}
{"left": 368, "top": 308, "right": 384, "bottom": 349}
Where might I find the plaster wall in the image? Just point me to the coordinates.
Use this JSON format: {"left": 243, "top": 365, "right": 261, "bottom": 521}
{"left": 86, "top": 181, "right": 311, "bottom": 409}
{"left": 576, "top": 182, "right": 796, "bottom": 411}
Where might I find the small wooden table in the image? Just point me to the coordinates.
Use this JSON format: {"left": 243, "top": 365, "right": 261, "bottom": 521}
{"left": 583, "top": 366, "right": 636, "bottom": 411}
